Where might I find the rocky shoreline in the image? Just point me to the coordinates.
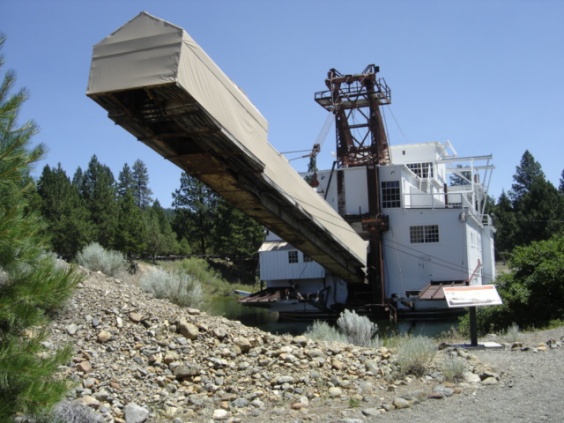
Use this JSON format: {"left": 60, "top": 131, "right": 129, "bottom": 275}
{"left": 43, "top": 266, "right": 563, "bottom": 422}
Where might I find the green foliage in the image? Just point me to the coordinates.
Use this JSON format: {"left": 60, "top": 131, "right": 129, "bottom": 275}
{"left": 114, "top": 191, "right": 146, "bottom": 258}
{"left": 144, "top": 200, "right": 177, "bottom": 262}
{"left": 79, "top": 155, "right": 118, "bottom": 248}
{"left": 494, "top": 150, "right": 564, "bottom": 254}
{"left": 37, "top": 163, "right": 92, "bottom": 260}
{"left": 172, "top": 172, "right": 263, "bottom": 259}
{"left": 172, "top": 172, "right": 218, "bottom": 255}
{"left": 395, "top": 336, "right": 437, "bottom": 377}
{"left": 0, "top": 35, "right": 81, "bottom": 418}
{"left": 131, "top": 159, "right": 153, "bottom": 209}
{"left": 459, "top": 234, "right": 564, "bottom": 335}
{"left": 212, "top": 198, "right": 263, "bottom": 260}
{"left": 139, "top": 267, "right": 202, "bottom": 308}
{"left": 117, "top": 162, "right": 134, "bottom": 198}
{"left": 76, "top": 243, "right": 126, "bottom": 277}
{"left": 510, "top": 150, "right": 545, "bottom": 204}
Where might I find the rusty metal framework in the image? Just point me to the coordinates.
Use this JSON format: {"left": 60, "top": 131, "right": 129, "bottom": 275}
{"left": 315, "top": 64, "right": 391, "bottom": 168}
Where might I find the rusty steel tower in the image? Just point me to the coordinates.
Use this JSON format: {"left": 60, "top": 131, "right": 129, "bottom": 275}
{"left": 315, "top": 64, "right": 391, "bottom": 168}
{"left": 315, "top": 65, "right": 392, "bottom": 310}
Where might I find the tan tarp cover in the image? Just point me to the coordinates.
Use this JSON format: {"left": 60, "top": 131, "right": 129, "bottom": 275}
{"left": 87, "top": 12, "right": 367, "bottom": 272}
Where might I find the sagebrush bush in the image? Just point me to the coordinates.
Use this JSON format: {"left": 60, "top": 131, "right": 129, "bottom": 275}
{"left": 140, "top": 267, "right": 202, "bottom": 308}
{"left": 502, "top": 322, "right": 522, "bottom": 343}
{"left": 305, "top": 320, "right": 348, "bottom": 344}
{"left": 440, "top": 355, "right": 466, "bottom": 382}
{"left": 305, "top": 310, "right": 379, "bottom": 347}
{"left": 76, "top": 243, "right": 126, "bottom": 277}
{"left": 395, "top": 336, "right": 437, "bottom": 377}
{"left": 337, "top": 309, "right": 379, "bottom": 347}
{"left": 37, "top": 401, "right": 102, "bottom": 423}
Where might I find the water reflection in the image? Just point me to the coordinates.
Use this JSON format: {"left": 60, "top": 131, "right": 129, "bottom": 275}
{"left": 208, "top": 296, "right": 459, "bottom": 338}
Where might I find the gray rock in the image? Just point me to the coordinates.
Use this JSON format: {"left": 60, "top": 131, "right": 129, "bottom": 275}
{"left": 361, "top": 407, "right": 381, "bottom": 416}
{"left": 66, "top": 324, "right": 79, "bottom": 335}
{"left": 393, "top": 396, "right": 412, "bottom": 409}
{"left": 174, "top": 363, "right": 201, "bottom": 380}
{"left": 231, "top": 397, "right": 249, "bottom": 408}
{"left": 124, "top": 402, "right": 149, "bottom": 423}
{"left": 178, "top": 320, "right": 199, "bottom": 340}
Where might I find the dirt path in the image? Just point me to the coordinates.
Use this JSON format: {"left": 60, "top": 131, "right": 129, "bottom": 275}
{"left": 369, "top": 328, "right": 564, "bottom": 423}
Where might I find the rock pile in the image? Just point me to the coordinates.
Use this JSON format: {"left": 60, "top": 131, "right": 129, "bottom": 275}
{"left": 43, "top": 266, "right": 561, "bottom": 422}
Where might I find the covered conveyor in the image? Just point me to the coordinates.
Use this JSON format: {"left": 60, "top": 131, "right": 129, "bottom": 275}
{"left": 86, "top": 12, "right": 367, "bottom": 284}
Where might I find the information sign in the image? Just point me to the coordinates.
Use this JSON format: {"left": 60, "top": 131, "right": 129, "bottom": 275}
{"left": 443, "top": 285, "right": 502, "bottom": 308}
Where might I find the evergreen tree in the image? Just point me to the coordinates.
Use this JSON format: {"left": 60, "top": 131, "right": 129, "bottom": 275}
{"left": 71, "top": 166, "right": 83, "bottom": 189}
{"left": 172, "top": 172, "right": 218, "bottom": 255}
{"left": 0, "top": 35, "right": 82, "bottom": 418}
{"left": 559, "top": 169, "right": 564, "bottom": 194}
{"left": 114, "top": 191, "right": 145, "bottom": 258}
{"left": 131, "top": 159, "right": 153, "bottom": 209}
{"left": 212, "top": 198, "right": 263, "bottom": 260}
{"left": 80, "top": 155, "right": 118, "bottom": 248}
{"left": 143, "top": 201, "right": 177, "bottom": 263}
{"left": 37, "top": 163, "right": 92, "bottom": 260}
{"left": 493, "top": 190, "right": 519, "bottom": 260}
{"left": 117, "top": 162, "right": 134, "bottom": 198}
{"left": 509, "top": 150, "right": 544, "bottom": 205}
{"left": 515, "top": 178, "right": 563, "bottom": 245}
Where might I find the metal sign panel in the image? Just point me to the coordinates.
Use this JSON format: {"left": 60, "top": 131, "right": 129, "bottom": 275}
{"left": 443, "top": 285, "right": 502, "bottom": 308}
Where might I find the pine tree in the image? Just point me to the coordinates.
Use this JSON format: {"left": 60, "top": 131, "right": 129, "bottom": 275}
{"left": 515, "top": 178, "right": 563, "bottom": 245}
{"left": 559, "top": 169, "right": 564, "bottom": 195}
{"left": 509, "top": 150, "right": 545, "bottom": 205}
{"left": 131, "top": 159, "right": 153, "bottom": 209}
{"left": 117, "top": 162, "right": 134, "bottom": 198}
{"left": 492, "top": 191, "right": 519, "bottom": 260}
{"left": 212, "top": 198, "right": 263, "bottom": 260}
{"left": 37, "top": 163, "right": 92, "bottom": 260}
{"left": 143, "top": 200, "right": 178, "bottom": 263}
{"left": 115, "top": 190, "right": 146, "bottom": 258}
{"left": 172, "top": 172, "right": 218, "bottom": 255}
{"left": 80, "top": 155, "right": 118, "bottom": 248}
{"left": 71, "top": 166, "right": 83, "bottom": 189}
{"left": 0, "top": 35, "right": 82, "bottom": 418}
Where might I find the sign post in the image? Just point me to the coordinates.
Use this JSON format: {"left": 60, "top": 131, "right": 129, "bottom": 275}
{"left": 443, "top": 285, "right": 502, "bottom": 347}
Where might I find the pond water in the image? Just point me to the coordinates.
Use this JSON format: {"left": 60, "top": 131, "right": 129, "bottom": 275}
{"left": 208, "top": 296, "right": 459, "bottom": 339}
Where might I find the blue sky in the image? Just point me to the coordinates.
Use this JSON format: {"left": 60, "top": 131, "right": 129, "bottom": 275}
{"left": 2, "top": 0, "right": 563, "bottom": 207}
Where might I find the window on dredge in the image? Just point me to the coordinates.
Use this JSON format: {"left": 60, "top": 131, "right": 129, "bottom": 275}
{"left": 382, "top": 180, "right": 401, "bottom": 208}
{"left": 288, "top": 251, "right": 299, "bottom": 263}
{"left": 407, "top": 162, "right": 434, "bottom": 178}
{"left": 410, "top": 225, "right": 439, "bottom": 243}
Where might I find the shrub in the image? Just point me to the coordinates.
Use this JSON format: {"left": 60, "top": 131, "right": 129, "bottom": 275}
{"left": 29, "top": 401, "right": 102, "bottom": 423}
{"left": 76, "top": 243, "right": 126, "bottom": 277}
{"left": 440, "top": 355, "right": 466, "bottom": 382}
{"left": 305, "top": 310, "right": 379, "bottom": 347}
{"left": 502, "top": 322, "right": 522, "bottom": 343}
{"left": 336, "top": 309, "right": 379, "bottom": 347}
{"left": 395, "top": 336, "right": 437, "bottom": 377}
{"left": 305, "top": 320, "right": 347, "bottom": 344}
{"left": 140, "top": 267, "right": 202, "bottom": 308}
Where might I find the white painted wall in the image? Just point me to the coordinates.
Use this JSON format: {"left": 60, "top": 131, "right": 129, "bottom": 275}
{"left": 383, "top": 208, "right": 470, "bottom": 296}
{"left": 260, "top": 249, "right": 325, "bottom": 281}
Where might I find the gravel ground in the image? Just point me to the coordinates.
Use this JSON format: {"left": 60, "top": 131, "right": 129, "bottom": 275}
{"left": 359, "top": 328, "right": 564, "bottom": 423}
